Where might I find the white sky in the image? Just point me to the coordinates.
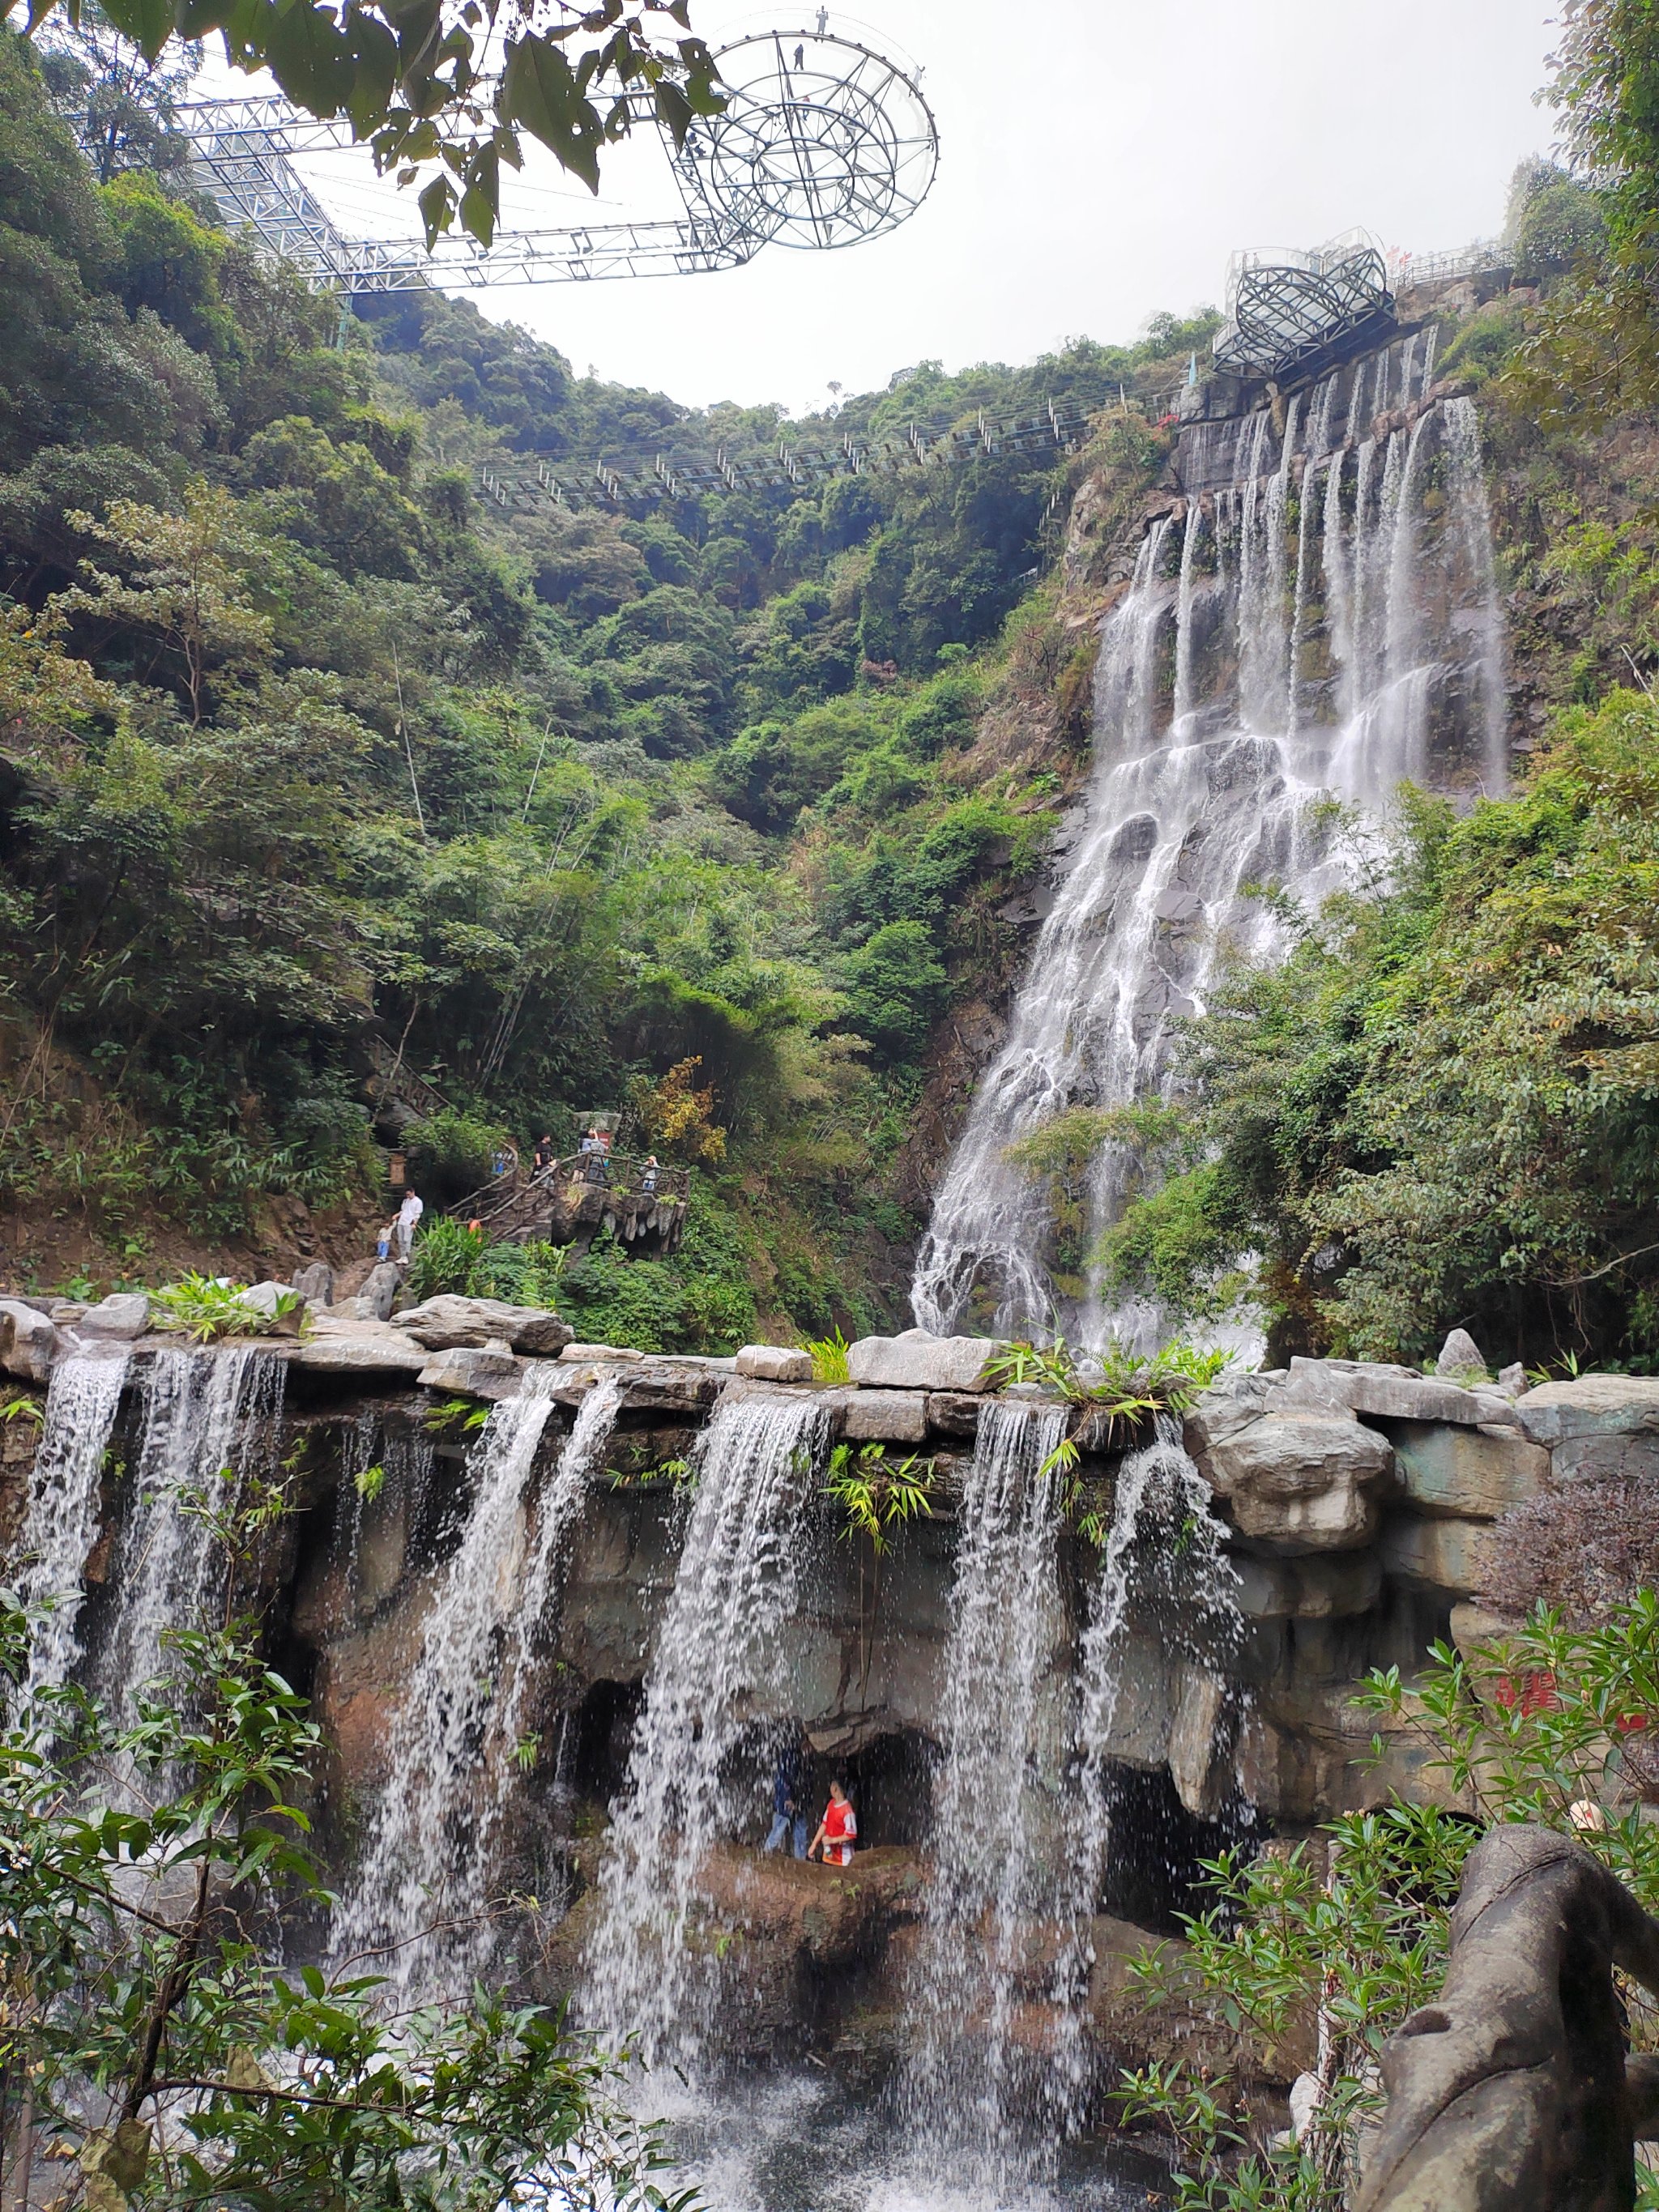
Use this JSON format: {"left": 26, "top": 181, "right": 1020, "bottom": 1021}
{"left": 296, "top": 0, "right": 1563, "bottom": 413}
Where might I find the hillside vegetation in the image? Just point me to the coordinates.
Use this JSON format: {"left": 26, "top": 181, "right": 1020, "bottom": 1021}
{"left": 0, "top": 23, "right": 1199, "bottom": 1337}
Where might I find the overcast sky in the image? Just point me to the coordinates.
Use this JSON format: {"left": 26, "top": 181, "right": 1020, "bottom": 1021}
{"left": 315, "top": 0, "right": 1561, "bottom": 413}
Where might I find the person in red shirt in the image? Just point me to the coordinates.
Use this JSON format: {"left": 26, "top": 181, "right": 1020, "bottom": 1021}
{"left": 808, "top": 1778, "right": 857, "bottom": 1867}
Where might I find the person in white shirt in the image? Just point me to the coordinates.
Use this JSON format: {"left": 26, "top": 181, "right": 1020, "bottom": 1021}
{"left": 394, "top": 1187, "right": 424, "bottom": 1259}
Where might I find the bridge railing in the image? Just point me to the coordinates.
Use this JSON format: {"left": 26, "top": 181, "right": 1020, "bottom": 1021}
{"left": 451, "top": 1150, "right": 690, "bottom": 1228}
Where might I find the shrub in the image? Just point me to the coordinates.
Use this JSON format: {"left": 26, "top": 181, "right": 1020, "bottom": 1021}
{"left": 1480, "top": 1474, "right": 1659, "bottom": 1625}
{"left": 403, "top": 1109, "right": 513, "bottom": 1204}
{"left": 405, "top": 1217, "right": 487, "bottom": 1300}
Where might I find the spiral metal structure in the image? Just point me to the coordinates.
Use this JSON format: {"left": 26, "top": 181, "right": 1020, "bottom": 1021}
{"left": 122, "top": 23, "right": 936, "bottom": 293}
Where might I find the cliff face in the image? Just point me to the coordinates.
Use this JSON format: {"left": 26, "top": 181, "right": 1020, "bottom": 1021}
{"left": 11, "top": 1310, "right": 1641, "bottom": 2092}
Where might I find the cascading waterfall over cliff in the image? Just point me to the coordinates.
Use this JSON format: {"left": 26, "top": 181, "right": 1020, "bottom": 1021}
{"left": 582, "top": 1392, "right": 830, "bottom": 2067}
{"left": 893, "top": 1402, "right": 1242, "bottom": 2180}
{"left": 14, "top": 1349, "right": 132, "bottom": 1708}
{"left": 332, "top": 1368, "right": 623, "bottom": 1992}
{"left": 911, "top": 336, "right": 1505, "bottom": 1345}
{"left": 93, "top": 1346, "right": 286, "bottom": 1728}
{"left": 898, "top": 1398, "right": 1072, "bottom": 2176}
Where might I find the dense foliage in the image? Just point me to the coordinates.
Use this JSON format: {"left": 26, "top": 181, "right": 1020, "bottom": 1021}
{"left": 0, "top": 23, "right": 1203, "bottom": 1332}
{"left": 0, "top": 1559, "right": 693, "bottom": 2208}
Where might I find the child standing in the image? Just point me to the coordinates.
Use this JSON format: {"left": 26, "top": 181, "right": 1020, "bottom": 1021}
{"left": 808, "top": 1778, "right": 857, "bottom": 1867}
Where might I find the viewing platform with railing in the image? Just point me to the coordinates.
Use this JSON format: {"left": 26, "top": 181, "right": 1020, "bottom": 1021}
{"left": 450, "top": 1149, "right": 691, "bottom": 1259}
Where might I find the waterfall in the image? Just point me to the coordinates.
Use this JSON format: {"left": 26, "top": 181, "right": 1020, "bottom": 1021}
{"left": 331, "top": 1368, "right": 621, "bottom": 1991}
{"left": 13, "top": 1349, "right": 131, "bottom": 1707}
{"left": 897, "top": 1398, "right": 1072, "bottom": 2177}
{"left": 912, "top": 341, "right": 1505, "bottom": 1344}
{"left": 582, "top": 1392, "right": 830, "bottom": 2068}
{"left": 93, "top": 1347, "right": 287, "bottom": 1727}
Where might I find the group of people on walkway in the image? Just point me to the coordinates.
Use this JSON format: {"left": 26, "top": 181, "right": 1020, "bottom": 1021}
{"left": 765, "top": 1729, "right": 857, "bottom": 1866}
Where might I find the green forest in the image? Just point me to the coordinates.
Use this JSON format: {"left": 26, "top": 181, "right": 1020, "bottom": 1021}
{"left": 0, "top": 15, "right": 1209, "bottom": 1346}
{"left": 5, "top": 1, "right": 1659, "bottom": 1372}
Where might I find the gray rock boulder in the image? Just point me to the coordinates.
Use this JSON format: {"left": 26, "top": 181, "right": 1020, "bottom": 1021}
{"left": 292, "top": 1315, "right": 427, "bottom": 1376}
{"left": 1198, "top": 1410, "right": 1396, "bottom": 1552}
{"left": 238, "top": 1281, "right": 307, "bottom": 1336}
{"left": 818, "top": 1385, "right": 929, "bottom": 1444}
{"left": 1514, "top": 1375, "right": 1659, "bottom": 1483}
{"left": 77, "top": 1292, "right": 151, "bottom": 1339}
{"left": 396, "top": 1294, "right": 573, "bottom": 1355}
{"left": 1388, "top": 1419, "right": 1548, "bottom": 1521}
{"left": 735, "top": 1345, "right": 813, "bottom": 1383}
{"left": 0, "top": 1299, "right": 64, "bottom": 1382}
{"left": 1435, "top": 1328, "right": 1489, "bottom": 1379}
{"left": 1283, "top": 1355, "right": 1519, "bottom": 1429}
{"left": 356, "top": 1261, "right": 404, "bottom": 1323}
{"left": 846, "top": 1328, "right": 1005, "bottom": 1392}
{"left": 558, "top": 1342, "right": 643, "bottom": 1363}
{"left": 417, "top": 1344, "right": 519, "bottom": 1395}
{"left": 291, "top": 1261, "right": 335, "bottom": 1306}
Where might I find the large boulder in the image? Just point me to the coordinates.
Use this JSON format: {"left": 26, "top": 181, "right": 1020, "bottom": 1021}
{"left": 395, "top": 1294, "right": 573, "bottom": 1356}
{"left": 1283, "top": 1357, "right": 1519, "bottom": 1430}
{"left": 237, "top": 1281, "right": 307, "bottom": 1336}
{"left": 846, "top": 1328, "right": 1006, "bottom": 1392}
{"left": 1435, "top": 1328, "right": 1489, "bottom": 1379}
{"left": 351, "top": 1261, "right": 405, "bottom": 1323}
{"left": 735, "top": 1345, "right": 813, "bottom": 1383}
{"left": 76, "top": 1292, "right": 151, "bottom": 1339}
{"left": 1197, "top": 1411, "right": 1397, "bottom": 1552}
{"left": 417, "top": 1344, "right": 519, "bottom": 1396}
{"left": 821, "top": 1386, "right": 929, "bottom": 1445}
{"left": 292, "top": 1315, "right": 428, "bottom": 1376}
{"left": 1515, "top": 1375, "right": 1659, "bottom": 1481}
{"left": 291, "top": 1261, "right": 335, "bottom": 1306}
{"left": 1388, "top": 1420, "right": 1548, "bottom": 1520}
{"left": 0, "top": 1299, "right": 63, "bottom": 1382}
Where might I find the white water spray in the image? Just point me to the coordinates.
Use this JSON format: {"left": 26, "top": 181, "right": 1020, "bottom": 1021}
{"left": 93, "top": 1346, "right": 287, "bottom": 1726}
{"left": 582, "top": 1392, "right": 830, "bottom": 2068}
{"left": 912, "top": 339, "right": 1504, "bottom": 1343}
{"left": 898, "top": 1398, "right": 1072, "bottom": 2178}
{"left": 14, "top": 1350, "right": 130, "bottom": 1706}
{"left": 332, "top": 1367, "right": 621, "bottom": 1991}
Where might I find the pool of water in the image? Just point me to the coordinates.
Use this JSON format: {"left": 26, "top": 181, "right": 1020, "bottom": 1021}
{"left": 636, "top": 2071, "right": 1168, "bottom": 2211}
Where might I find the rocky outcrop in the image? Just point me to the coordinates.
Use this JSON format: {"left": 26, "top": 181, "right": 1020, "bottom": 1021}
{"left": 1515, "top": 1375, "right": 1659, "bottom": 1481}
{"left": 1198, "top": 1409, "right": 1396, "bottom": 1552}
{"left": 396, "top": 1294, "right": 574, "bottom": 1356}
{"left": 0, "top": 1300, "right": 62, "bottom": 1382}
{"left": 77, "top": 1292, "right": 151, "bottom": 1339}
{"left": 735, "top": 1345, "right": 814, "bottom": 1382}
{"left": 845, "top": 1328, "right": 1005, "bottom": 1392}
{"left": 1358, "top": 1825, "right": 1659, "bottom": 2212}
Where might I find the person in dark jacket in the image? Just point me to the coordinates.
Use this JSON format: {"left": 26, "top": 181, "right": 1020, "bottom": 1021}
{"left": 764, "top": 1728, "right": 810, "bottom": 1858}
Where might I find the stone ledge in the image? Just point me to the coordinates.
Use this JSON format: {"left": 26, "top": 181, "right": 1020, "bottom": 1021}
{"left": 1382, "top": 1419, "right": 1549, "bottom": 1521}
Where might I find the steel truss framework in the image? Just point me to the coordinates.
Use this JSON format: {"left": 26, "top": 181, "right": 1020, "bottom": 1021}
{"left": 1213, "top": 232, "right": 1397, "bottom": 381}
{"left": 139, "top": 28, "right": 936, "bottom": 293}
{"left": 479, "top": 396, "right": 1098, "bottom": 515}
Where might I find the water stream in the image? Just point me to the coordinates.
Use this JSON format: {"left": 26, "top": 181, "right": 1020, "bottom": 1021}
{"left": 332, "top": 1367, "right": 623, "bottom": 1992}
{"left": 13, "top": 1349, "right": 132, "bottom": 1710}
{"left": 582, "top": 1392, "right": 831, "bottom": 2067}
{"left": 92, "top": 1346, "right": 287, "bottom": 1728}
{"left": 897, "top": 1398, "right": 1073, "bottom": 2180}
{"left": 912, "top": 343, "right": 1503, "bottom": 1345}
